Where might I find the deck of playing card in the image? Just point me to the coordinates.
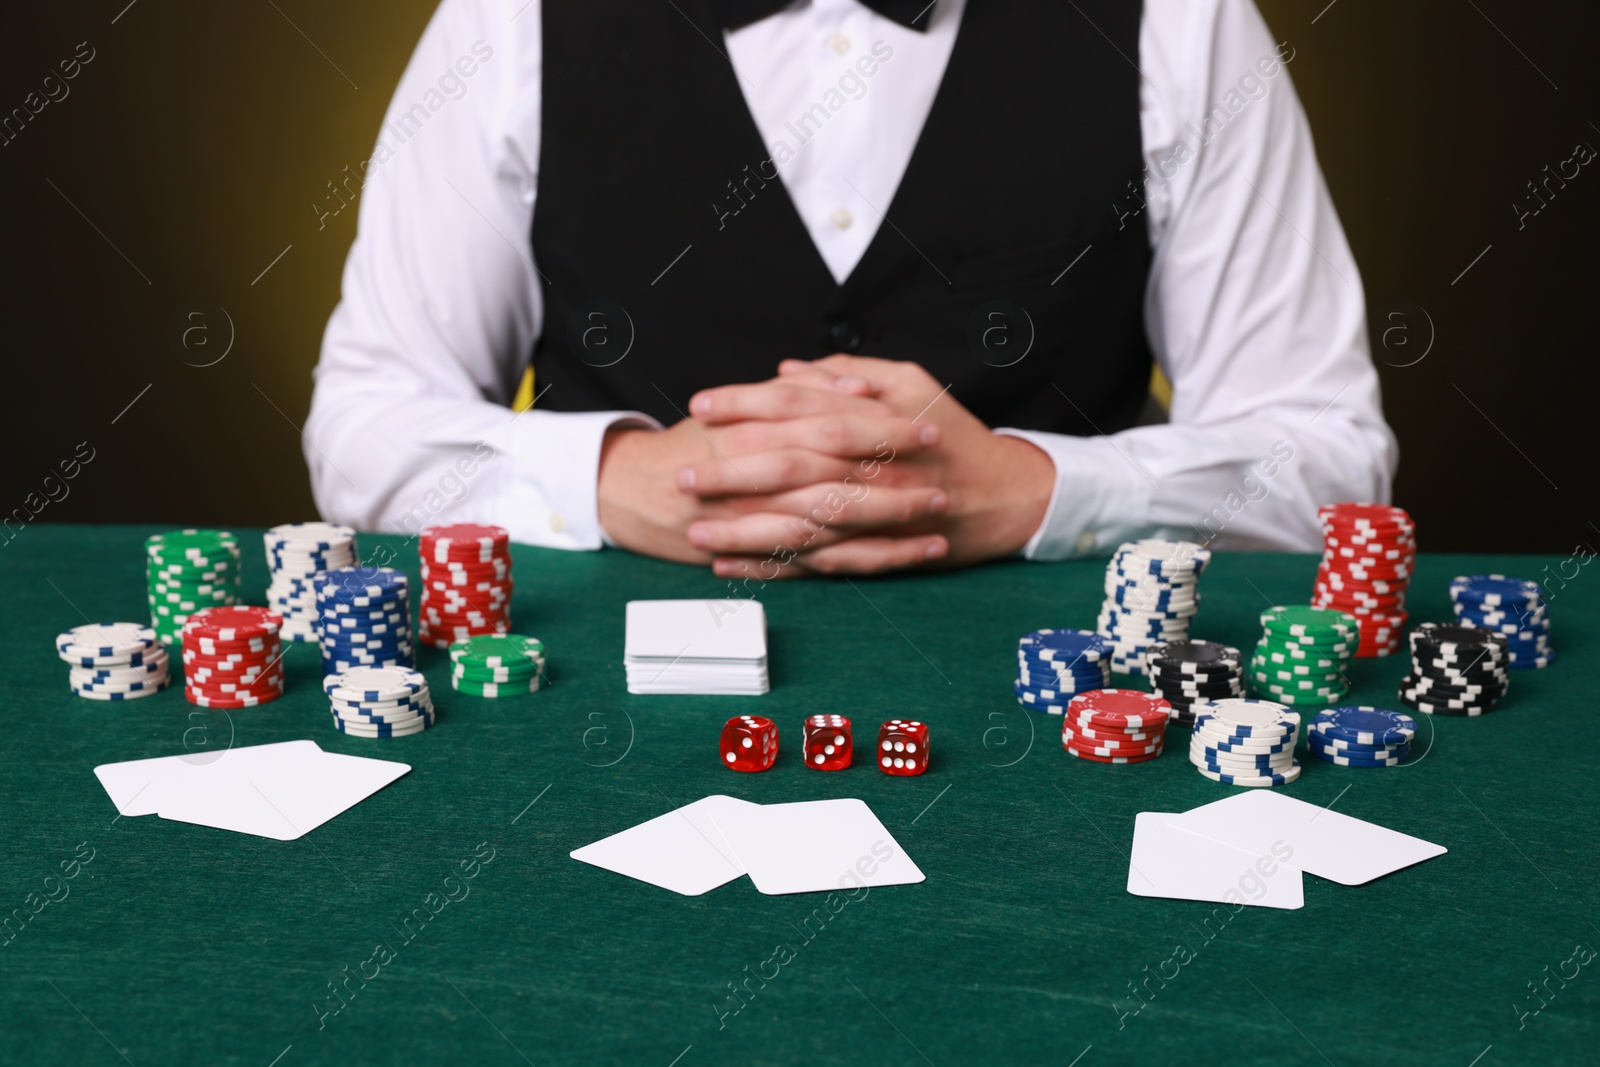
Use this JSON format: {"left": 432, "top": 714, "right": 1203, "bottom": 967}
{"left": 94, "top": 740, "right": 410, "bottom": 840}
{"left": 624, "top": 599, "right": 770, "bottom": 695}
{"left": 571, "top": 795, "right": 922, "bottom": 896}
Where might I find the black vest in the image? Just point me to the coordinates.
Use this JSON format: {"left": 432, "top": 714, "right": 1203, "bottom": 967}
{"left": 531, "top": 0, "right": 1153, "bottom": 434}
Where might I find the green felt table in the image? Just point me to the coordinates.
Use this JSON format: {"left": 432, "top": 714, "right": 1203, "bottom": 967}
{"left": 3, "top": 525, "right": 1597, "bottom": 1067}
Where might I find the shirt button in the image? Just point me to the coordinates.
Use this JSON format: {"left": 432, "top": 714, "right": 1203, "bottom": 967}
{"left": 549, "top": 513, "right": 566, "bottom": 534}
{"left": 829, "top": 322, "right": 862, "bottom": 352}
{"left": 1075, "top": 532, "right": 1096, "bottom": 554}
{"left": 827, "top": 33, "right": 850, "bottom": 54}
{"left": 830, "top": 208, "right": 853, "bottom": 230}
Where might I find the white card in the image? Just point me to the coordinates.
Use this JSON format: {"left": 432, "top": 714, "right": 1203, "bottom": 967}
{"left": 94, "top": 740, "right": 322, "bottom": 818}
{"left": 1128, "top": 812, "right": 1305, "bottom": 910}
{"left": 156, "top": 748, "right": 412, "bottom": 841}
{"left": 1167, "top": 789, "right": 1447, "bottom": 886}
{"left": 571, "top": 795, "right": 757, "bottom": 896}
{"left": 708, "top": 798, "right": 923, "bottom": 896}
{"left": 624, "top": 600, "right": 767, "bottom": 661}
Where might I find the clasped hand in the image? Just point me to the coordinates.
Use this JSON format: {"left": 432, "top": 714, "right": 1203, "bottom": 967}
{"left": 596, "top": 356, "right": 1055, "bottom": 577}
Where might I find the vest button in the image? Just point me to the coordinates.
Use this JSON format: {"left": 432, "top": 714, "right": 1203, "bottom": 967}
{"left": 829, "top": 322, "right": 861, "bottom": 352}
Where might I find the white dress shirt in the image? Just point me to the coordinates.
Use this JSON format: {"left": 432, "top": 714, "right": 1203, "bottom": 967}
{"left": 305, "top": 0, "right": 1395, "bottom": 556}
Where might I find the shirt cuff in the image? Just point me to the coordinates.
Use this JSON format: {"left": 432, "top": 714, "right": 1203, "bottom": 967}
{"left": 505, "top": 409, "right": 661, "bottom": 550}
{"left": 993, "top": 428, "right": 1157, "bottom": 560}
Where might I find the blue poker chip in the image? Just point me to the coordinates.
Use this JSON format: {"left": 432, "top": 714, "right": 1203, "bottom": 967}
{"left": 1014, "top": 679, "right": 1103, "bottom": 705}
{"left": 1309, "top": 706, "right": 1416, "bottom": 746}
{"left": 320, "top": 635, "right": 413, "bottom": 650}
{"left": 1016, "top": 629, "right": 1110, "bottom": 663}
{"left": 1016, "top": 674, "right": 1106, "bottom": 697}
{"left": 320, "top": 631, "right": 412, "bottom": 647}
{"left": 1448, "top": 574, "right": 1543, "bottom": 608}
{"left": 1309, "top": 738, "right": 1409, "bottom": 762}
{"left": 1307, "top": 743, "right": 1406, "bottom": 767}
{"left": 1016, "top": 654, "right": 1108, "bottom": 681}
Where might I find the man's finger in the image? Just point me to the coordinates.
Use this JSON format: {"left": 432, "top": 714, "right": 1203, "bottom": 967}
{"left": 721, "top": 413, "right": 937, "bottom": 458}
{"left": 776, "top": 360, "right": 874, "bottom": 395}
{"left": 676, "top": 450, "right": 859, "bottom": 497}
{"left": 709, "top": 534, "right": 949, "bottom": 579}
{"left": 685, "top": 485, "right": 944, "bottom": 554}
{"left": 689, "top": 380, "right": 888, "bottom": 424}
{"left": 757, "top": 485, "right": 947, "bottom": 529}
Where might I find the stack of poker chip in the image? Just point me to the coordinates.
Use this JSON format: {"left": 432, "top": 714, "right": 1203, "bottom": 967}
{"left": 1306, "top": 705, "right": 1417, "bottom": 768}
{"left": 1060, "top": 689, "right": 1170, "bottom": 764}
{"left": 264, "top": 522, "right": 358, "bottom": 642}
{"left": 418, "top": 524, "right": 513, "bottom": 650}
{"left": 1144, "top": 640, "right": 1244, "bottom": 725}
{"left": 1014, "top": 629, "right": 1111, "bottom": 713}
{"left": 145, "top": 529, "right": 241, "bottom": 647}
{"left": 316, "top": 567, "right": 414, "bottom": 676}
{"left": 1399, "top": 622, "right": 1509, "bottom": 716}
{"left": 1189, "top": 697, "right": 1302, "bottom": 787}
{"left": 449, "top": 634, "right": 547, "bottom": 697}
{"left": 181, "top": 606, "right": 285, "bottom": 708}
{"left": 1449, "top": 574, "right": 1553, "bottom": 669}
{"left": 1096, "top": 539, "right": 1210, "bottom": 675}
{"left": 1311, "top": 503, "right": 1414, "bottom": 657}
{"left": 1251, "top": 606, "right": 1357, "bottom": 708}
{"left": 57, "top": 623, "right": 172, "bottom": 701}
{"left": 324, "top": 666, "right": 434, "bottom": 738}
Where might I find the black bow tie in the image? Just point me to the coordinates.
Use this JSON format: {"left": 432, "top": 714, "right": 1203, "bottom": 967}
{"left": 714, "top": 0, "right": 935, "bottom": 32}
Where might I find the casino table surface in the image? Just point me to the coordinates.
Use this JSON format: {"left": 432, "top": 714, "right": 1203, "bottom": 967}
{"left": 3, "top": 525, "right": 1597, "bottom": 1067}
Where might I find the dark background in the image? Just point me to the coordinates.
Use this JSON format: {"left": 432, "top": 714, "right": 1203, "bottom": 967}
{"left": 1, "top": 0, "right": 1594, "bottom": 552}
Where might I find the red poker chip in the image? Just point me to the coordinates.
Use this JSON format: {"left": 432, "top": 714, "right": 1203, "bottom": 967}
{"left": 184, "top": 688, "right": 284, "bottom": 709}
{"left": 187, "top": 681, "right": 285, "bottom": 700}
{"left": 1064, "top": 689, "right": 1171, "bottom": 730}
{"left": 183, "top": 633, "right": 279, "bottom": 653}
{"left": 181, "top": 646, "right": 278, "bottom": 663}
{"left": 422, "top": 579, "right": 508, "bottom": 598}
{"left": 1064, "top": 744, "right": 1163, "bottom": 764}
{"left": 1063, "top": 722, "right": 1162, "bottom": 744}
{"left": 185, "top": 673, "right": 284, "bottom": 693}
{"left": 182, "top": 606, "right": 281, "bottom": 641}
{"left": 1315, "top": 571, "right": 1406, "bottom": 594}
{"left": 1062, "top": 732, "right": 1163, "bottom": 755}
{"left": 1317, "top": 502, "right": 1415, "bottom": 527}
{"left": 419, "top": 524, "right": 510, "bottom": 562}
{"left": 421, "top": 558, "right": 512, "bottom": 574}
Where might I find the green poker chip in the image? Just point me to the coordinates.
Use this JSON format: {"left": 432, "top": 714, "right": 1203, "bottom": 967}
{"left": 450, "top": 676, "right": 541, "bottom": 698}
{"left": 145, "top": 530, "right": 242, "bottom": 646}
{"left": 1260, "top": 605, "right": 1357, "bottom": 639}
{"left": 451, "top": 663, "right": 541, "bottom": 684}
{"left": 448, "top": 634, "right": 546, "bottom": 670}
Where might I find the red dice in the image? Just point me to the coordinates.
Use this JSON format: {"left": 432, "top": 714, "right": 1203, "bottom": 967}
{"left": 802, "top": 714, "right": 852, "bottom": 770}
{"left": 720, "top": 715, "right": 778, "bottom": 772}
{"left": 877, "top": 719, "right": 929, "bottom": 776}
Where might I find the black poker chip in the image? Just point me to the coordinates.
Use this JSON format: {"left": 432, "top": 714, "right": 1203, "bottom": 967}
{"left": 1398, "top": 692, "right": 1489, "bottom": 717}
{"left": 1150, "top": 667, "right": 1240, "bottom": 689}
{"left": 1402, "top": 676, "right": 1506, "bottom": 701}
{"left": 1410, "top": 663, "right": 1509, "bottom": 687}
{"left": 1146, "top": 640, "right": 1242, "bottom": 675}
{"left": 1409, "top": 624, "right": 1508, "bottom": 654}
